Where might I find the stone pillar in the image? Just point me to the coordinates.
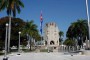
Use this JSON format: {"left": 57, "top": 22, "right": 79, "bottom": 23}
{"left": 85, "top": 40, "right": 89, "bottom": 49}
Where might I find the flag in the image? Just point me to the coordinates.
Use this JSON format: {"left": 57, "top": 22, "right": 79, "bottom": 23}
{"left": 40, "top": 11, "right": 43, "bottom": 23}
{"left": 40, "top": 11, "right": 43, "bottom": 34}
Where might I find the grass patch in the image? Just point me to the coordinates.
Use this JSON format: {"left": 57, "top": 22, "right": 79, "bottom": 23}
{"left": 22, "top": 49, "right": 36, "bottom": 52}
{"left": 40, "top": 49, "right": 48, "bottom": 52}
{"left": 22, "top": 49, "right": 30, "bottom": 52}
{"left": 10, "top": 49, "right": 18, "bottom": 52}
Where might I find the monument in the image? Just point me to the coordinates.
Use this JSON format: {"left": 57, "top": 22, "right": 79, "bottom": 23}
{"left": 43, "top": 22, "right": 59, "bottom": 52}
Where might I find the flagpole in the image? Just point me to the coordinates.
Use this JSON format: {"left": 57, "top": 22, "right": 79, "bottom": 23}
{"left": 41, "top": 21, "right": 42, "bottom": 45}
{"left": 40, "top": 11, "right": 43, "bottom": 45}
{"left": 86, "top": 0, "right": 90, "bottom": 49}
{"left": 41, "top": 33, "right": 42, "bottom": 45}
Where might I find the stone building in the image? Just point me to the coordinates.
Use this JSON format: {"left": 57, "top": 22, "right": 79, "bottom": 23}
{"left": 43, "top": 22, "right": 59, "bottom": 51}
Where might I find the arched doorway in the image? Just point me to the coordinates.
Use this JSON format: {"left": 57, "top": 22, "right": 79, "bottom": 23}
{"left": 50, "top": 41, "right": 54, "bottom": 45}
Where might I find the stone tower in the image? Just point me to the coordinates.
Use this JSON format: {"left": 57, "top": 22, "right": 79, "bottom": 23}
{"left": 44, "top": 22, "right": 59, "bottom": 51}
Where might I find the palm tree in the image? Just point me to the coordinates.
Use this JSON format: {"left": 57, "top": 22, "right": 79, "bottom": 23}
{"left": 59, "top": 31, "right": 64, "bottom": 44}
{"left": 0, "top": 0, "right": 24, "bottom": 52}
{"left": 22, "top": 20, "right": 38, "bottom": 51}
{"left": 0, "top": 0, "right": 24, "bottom": 17}
{"left": 66, "top": 19, "right": 88, "bottom": 47}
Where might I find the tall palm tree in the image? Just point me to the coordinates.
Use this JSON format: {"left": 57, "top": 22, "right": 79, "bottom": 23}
{"left": 0, "top": 0, "right": 24, "bottom": 52}
{"left": 22, "top": 20, "right": 38, "bottom": 51}
{"left": 66, "top": 19, "right": 88, "bottom": 47}
{"left": 59, "top": 31, "right": 64, "bottom": 44}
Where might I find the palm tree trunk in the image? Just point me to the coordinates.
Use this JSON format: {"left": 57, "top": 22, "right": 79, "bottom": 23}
{"left": 81, "top": 36, "right": 83, "bottom": 48}
{"left": 75, "top": 39, "right": 78, "bottom": 51}
{"left": 8, "top": 15, "right": 11, "bottom": 52}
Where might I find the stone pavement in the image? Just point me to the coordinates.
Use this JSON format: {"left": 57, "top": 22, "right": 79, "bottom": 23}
{"left": 0, "top": 52, "right": 90, "bottom": 60}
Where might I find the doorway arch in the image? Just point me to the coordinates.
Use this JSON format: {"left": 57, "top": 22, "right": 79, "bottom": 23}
{"left": 50, "top": 41, "right": 54, "bottom": 45}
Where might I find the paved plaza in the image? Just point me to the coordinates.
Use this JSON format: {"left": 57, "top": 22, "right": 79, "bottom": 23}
{"left": 0, "top": 52, "right": 90, "bottom": 60}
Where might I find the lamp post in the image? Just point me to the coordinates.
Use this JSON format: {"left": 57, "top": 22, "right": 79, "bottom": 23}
{"left": 18, "top": 31, "right": 21, "bottom": 55}
{"left": 3, "top": 23, "right": 8, "bottom": 60}
{"left": 86, "top": 0, "right": 90, "bottom": 49}
{"left": 27, "top": 34, "right": 30, "bottom": 48}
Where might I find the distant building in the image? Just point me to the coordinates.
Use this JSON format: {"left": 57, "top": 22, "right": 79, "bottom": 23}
{"left": 43, "top": 22, "right": 59, "bottom": 51}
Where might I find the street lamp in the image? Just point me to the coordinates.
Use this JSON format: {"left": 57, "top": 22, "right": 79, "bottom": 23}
{"left": 17, "top": 31, "right": 21, "bottom": 55}
{"left": 3, "top": 23, "right": 8, "bottom": 60}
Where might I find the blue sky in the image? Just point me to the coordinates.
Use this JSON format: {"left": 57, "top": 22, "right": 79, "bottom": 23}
{"left": 0, "top": 0, "right": 90, "bottom": 39}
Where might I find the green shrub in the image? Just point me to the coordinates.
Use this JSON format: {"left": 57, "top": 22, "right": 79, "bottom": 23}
{"left": 40, "top": 49, "right": 48, "bottom": 52}
{"left": 0, "top": 51, "right": 4, "bottom": 55}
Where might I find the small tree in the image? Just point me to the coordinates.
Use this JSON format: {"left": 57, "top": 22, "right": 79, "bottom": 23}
{"left": 59, "top": 31, "right": 64, "bottom": 45}
{"left": 63, "top": 39, "right": 75, "bottom": 46}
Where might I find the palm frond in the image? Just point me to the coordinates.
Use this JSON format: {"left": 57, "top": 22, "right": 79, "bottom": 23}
{"left": 18, "top": 0, "right": 24, "bottom": 7}
{"left": 0, "top": 0, "right": 24, "bottom": 16}
{"left": 0, "top": 0, "right": 7, "bottom": 11}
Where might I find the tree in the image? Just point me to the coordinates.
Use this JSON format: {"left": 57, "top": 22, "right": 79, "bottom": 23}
{"left": 59, "top": 31, "right": 64, "bottom": 44}
{"left": 0, "top": 0, "right": 24, "bottom": 17}
{"left": 66, "top": 19, "right": 88, "bottom": 47}
{"left": 0, "top": 16, "right": 25, "bottom": 49}
{"left": 0, "top": 0, "right": 24, "bottom": 52}
{"left": 22, "top": 20, "right": 39, "bottom": 51}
